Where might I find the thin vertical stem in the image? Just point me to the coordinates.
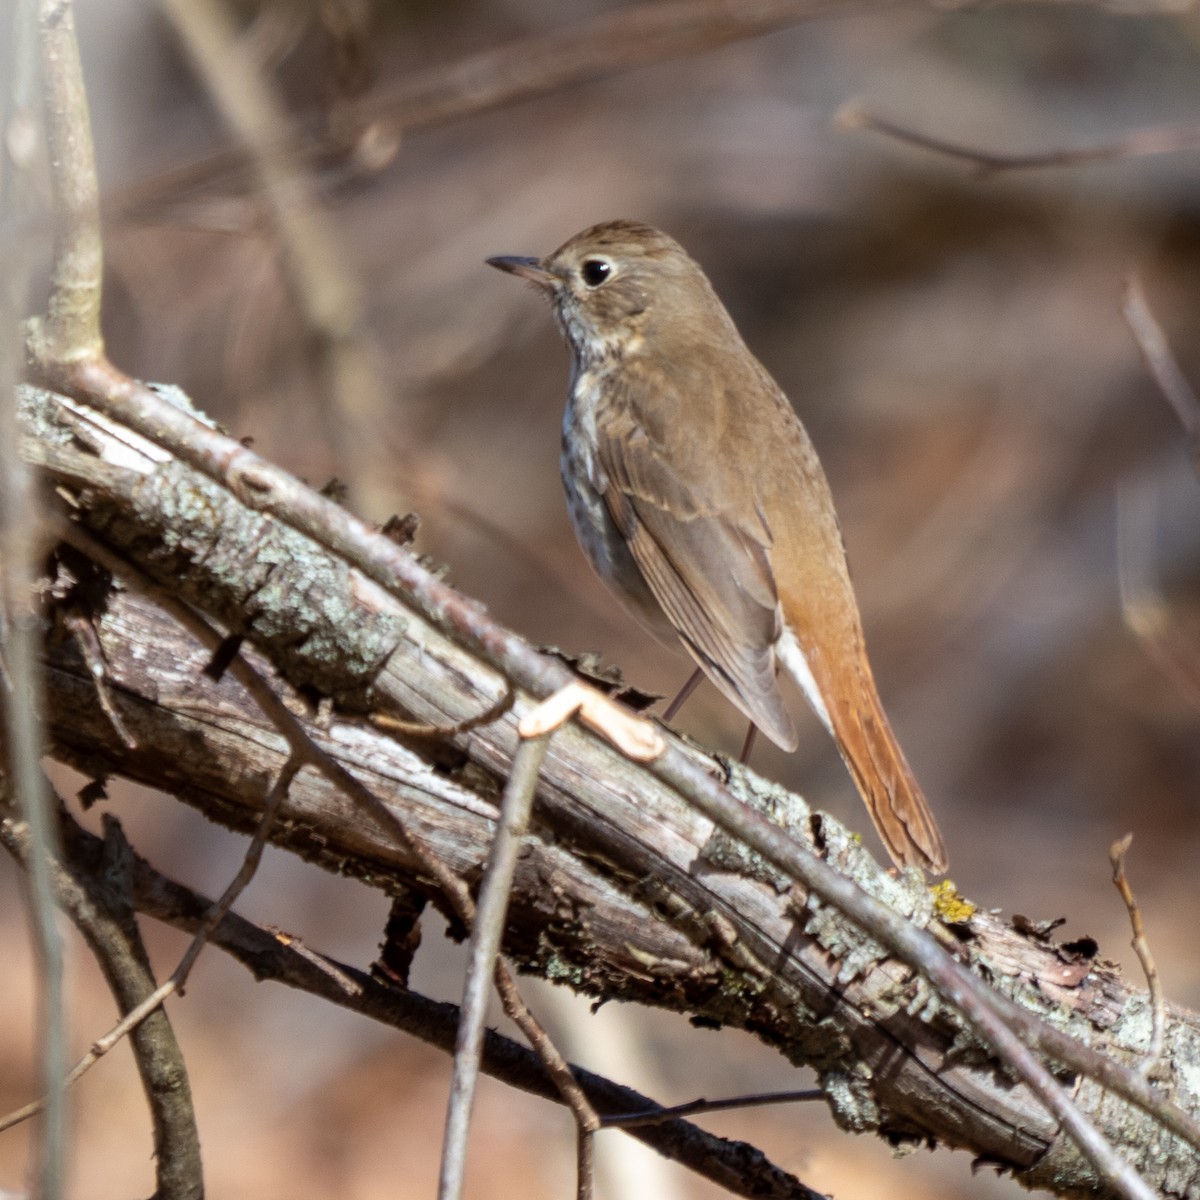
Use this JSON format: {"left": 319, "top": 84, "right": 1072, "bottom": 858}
{"left": 438, "top": 733, "right": 550, "bottom": 1200}
{"left": 36, "top": 0, "right": 103, "bottom": 363}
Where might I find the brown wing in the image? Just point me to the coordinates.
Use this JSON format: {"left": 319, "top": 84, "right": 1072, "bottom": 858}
{"left": 594, "top": 405, "right": 798, "bottom": 750}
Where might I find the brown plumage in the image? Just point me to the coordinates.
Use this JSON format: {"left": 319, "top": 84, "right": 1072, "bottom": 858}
{"left": 487, "top": 220, "right": 947, "bottom": 873}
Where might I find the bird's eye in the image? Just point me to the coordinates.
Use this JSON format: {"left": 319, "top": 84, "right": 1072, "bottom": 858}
{"left": 580, "top": 259, "right": 612, "bottom": 288}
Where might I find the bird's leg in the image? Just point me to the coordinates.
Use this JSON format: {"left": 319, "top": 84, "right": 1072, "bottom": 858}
{"left": 739, "top": 723, "right": 758, "bottom": 764}
{"left": 662, "top": 667, "right": 704, "bottom": 722}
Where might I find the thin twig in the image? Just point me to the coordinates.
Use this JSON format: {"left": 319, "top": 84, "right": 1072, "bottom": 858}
{"left": 51, "top": 513, "right": 594, "bottom": 1140}
{"left": 1121, "top": 275, "right": 1200, "bottom": 473}
{"left": 0, "top": 756, "right": 301, "bottom": 1135}
{"left": 1116, "top": 281, "right": 1200, "bottom": 710}
{"left": 35, "top": 0, "right": 103, "bottom": 363}
{"left": 492, "top": 959, "right": 601, "bottom": 1125}
{"left": 174, "top": 756, "right": 301, "bottom": 992}
{"left": 662, "top": 666, "right": 704, "bottom": 723}
{"left": 648, "top": 758, "right": 1161, "bottom": 1200}
{"left": 0, "top": 408, "right": 67, "bottom": 1194}
{"left": 836, "top": 102, "right": 1200, "bottom": 179}
{"left": 1116, "top": 481, "right": 1200, "bottom": 712}
{"left": 112, "top": 0, "right": 896, "bottom": 222}
{"left": 601, "top": 1089, "right": 824, "bottom": 1129}
{"left": 0, "top": 808, "right": 202, "bottom": 1199}
{"left": 156, "top": 0, "right": 393, "bottom": 505}
{"left": 1110, "top": 836, "right": 1167, "bottom": 1079}
{"left": 371, "top": 684, "right": 515, "bottom": 738}
{"left": 438, "top": 733, "right": 557, "bottom": 1200}
{"left": 64, "top": 610, "right": 138, "bottom": 748}
{"left": 577, "top": 1126, "right": 595, "bottom": 1200}
{"left": 94, "top": 809, "right": 823, "bottom": 1200}
{"left": 3, "top": 12, "right": 76, "bottom": 1198}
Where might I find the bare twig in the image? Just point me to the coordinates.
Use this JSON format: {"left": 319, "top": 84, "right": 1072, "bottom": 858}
{"left": 0, "top": 809, "right": 202, "bottom": 1199}
{"left": 0, "top": 383, "right": 66, "bottom": 1195}
{"left": 490, "top": 952, "right": 601, "bottom": 1141}
{"left": 662, "top": 666, "right": 704, "bottom": 723}
{"left": 52, "top": 513, "right": 599, "bottom": 1145}
{"left": 439, "top": 733, "right": 562, "bottom": 1200}
{"left": 35, "top": 0, "right": 102, "bottom": 363}
{"left": 601, "top": 1089, "right": 824, "bottom": 1129}
{"left": 518, "top": 680, "right": 664, "bottom": 762}
{"left": 172, "top": 756, "right": 301, "bottom": 994}
{"left": 1121, "top": 275, "right": 1200, "bottom": 473}
{"left": 837, "top": 102, "right": 1200, "bottom": 178}
{"left": 0, "top": 10, "right": 79, "bottom": 1197}
{"left": 156, "top": 0, "right": 393, "bottom": 505}
{"left": 88, "top": 810, "right": 822, "bottom": 1200}
{"left": 1110, "top": 836, "right": 1167, "bottom": 1079}
{"left": 0, "top": 752, "right": 301, "bottom": 1135}
{"left": 1116, "top": 280, "right": 1200, "bottom": 712}
{"left": 64, "top": 610, "right": 138, "bottom": 748}
{"left": 1116, "top": 481, "right": 1200, "bottom": 711}
{"left": 353, "top": 0, "right": 890, "bottom": 139}
{"left": 577, "top": 1126, "right": 595, "bottom": 1200}
{"left": 371, "top": 684, "right": 515, "bottom": 738}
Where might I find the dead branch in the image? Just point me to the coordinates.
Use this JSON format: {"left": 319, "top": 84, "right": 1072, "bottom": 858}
{"left": 16, "top": 380, "right": 1200, "bottom": 1199}
{"left": 157, "top": 0, "right": 392, "bottom": 503}
{"left": 112, "top": 0, "right": 1188, "bottom": 222}
{"left": 836, "top": 104, "right": 1200, "bottom": 178}
{"left": 49, "top": 802, "right": 823, "bottom": 1200}
{"left": 0, "top": 806, "right": 202, "bottom": 1199}
{"left": 1122, "top": 276, "right": 1200, "bottom": 474}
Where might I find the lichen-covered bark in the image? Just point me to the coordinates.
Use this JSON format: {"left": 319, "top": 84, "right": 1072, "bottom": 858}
{"left": 19, "top": 383, "right": 1200, "bottom": 1198}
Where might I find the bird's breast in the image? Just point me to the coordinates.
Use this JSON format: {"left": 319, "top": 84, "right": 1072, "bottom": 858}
{"left": 561, "top": 369, "right": 615, "bottom": 570}
{"left": 560, "top": 370, "right": 680, "bottom": 648}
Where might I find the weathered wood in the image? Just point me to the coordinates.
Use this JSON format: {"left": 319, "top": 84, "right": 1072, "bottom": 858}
{"left": 19, "top": 383, "right": 1200, "bottom": 1197}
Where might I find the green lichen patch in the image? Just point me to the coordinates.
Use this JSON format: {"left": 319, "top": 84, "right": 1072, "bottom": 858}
{"left": 699, "top": 763, "right": 813, "bottom": 892}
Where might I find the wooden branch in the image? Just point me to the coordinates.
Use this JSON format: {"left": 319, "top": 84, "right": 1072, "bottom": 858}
{"left": 18, "top": 382, "right": 1200, "bottom": 1199}
{"left": 158, "top": 0, "right": 391, "bottom": 502}
{"left": 36, "top": 0, "right": 103, "bottom": 361}
{"left": 0, "top": 807, "right": 202, "bottom": 1199}
{"left": 55, "top": 804, "right": 823, "bottom": 1200}
{"left": 1122, "top": 276, "right": 1200, "bottom": 474}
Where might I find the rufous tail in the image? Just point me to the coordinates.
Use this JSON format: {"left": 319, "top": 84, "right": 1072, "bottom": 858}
{"left": 826, "top": 674, "right": 947, "bottom": 873}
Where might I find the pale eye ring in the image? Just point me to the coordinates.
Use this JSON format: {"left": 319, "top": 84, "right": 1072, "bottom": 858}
{"left": 580, "top": 259, "right": 613, "bottom": 288}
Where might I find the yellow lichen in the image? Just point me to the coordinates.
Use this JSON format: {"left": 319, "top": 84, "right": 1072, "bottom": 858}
{"left": 930, "top": 880, "right": 976, "bottom": 925}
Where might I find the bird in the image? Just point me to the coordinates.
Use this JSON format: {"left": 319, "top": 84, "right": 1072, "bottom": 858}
{"left": 486, "top": 220, "right": 946, "bottom": 873}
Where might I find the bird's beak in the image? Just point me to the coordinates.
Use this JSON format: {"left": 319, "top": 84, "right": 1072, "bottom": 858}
{"left": 486, "top": 255, "right": 558, "bottom": 289}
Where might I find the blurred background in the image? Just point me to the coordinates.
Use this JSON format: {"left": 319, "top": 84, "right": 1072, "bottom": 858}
{"left": 4, "top": 1, "right": 1200, "bottom": 1196}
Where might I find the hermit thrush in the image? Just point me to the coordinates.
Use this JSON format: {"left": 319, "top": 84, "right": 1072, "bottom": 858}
{"left": 487, "top": 220, "right": 947, "bottom": 873}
